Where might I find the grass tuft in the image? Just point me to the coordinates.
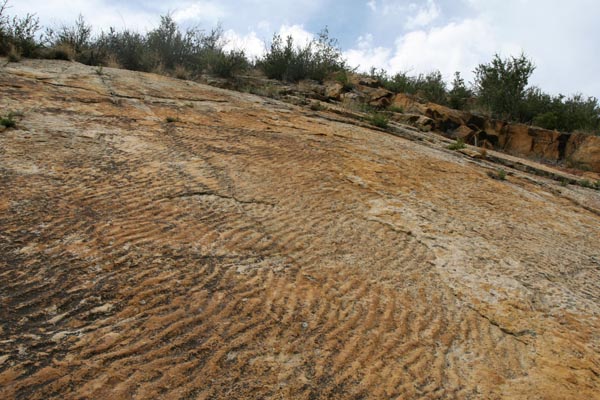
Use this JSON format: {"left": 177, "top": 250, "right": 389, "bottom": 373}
{"left": 0, "top": 112, "right": 17, "bottom": 128}
{"left": 369, "top": 113, "right": 389, "bottom": 129}
{"left": 448, "top": 138, "right": 466, "bottom": 150}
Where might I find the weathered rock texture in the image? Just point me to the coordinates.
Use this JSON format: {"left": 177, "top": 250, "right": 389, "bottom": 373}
{"left": 1, "top": 59, "right": 600, "bottom": 399}
{"left": 392, "top": 93, "right": 600, "bottom": 172}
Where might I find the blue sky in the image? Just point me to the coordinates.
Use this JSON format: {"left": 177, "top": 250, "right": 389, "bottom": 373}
{"left": 7, "top": 0, "right": 600, "bottom": 98}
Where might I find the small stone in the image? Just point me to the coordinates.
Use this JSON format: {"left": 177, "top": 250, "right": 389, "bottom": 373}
{"left": 0, "top": 355, "right": 9, "bottom": 366}
{"left": 90, "top": 303, "right": 114, "bottom": 314}
{"left": 51, "top": 331, "right": 70, "bottom": 343}
{"left": 48, "top": 312, "right": 68, "bottom": 324}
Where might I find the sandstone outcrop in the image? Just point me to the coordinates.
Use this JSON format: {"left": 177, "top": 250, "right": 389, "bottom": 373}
{"left": 323, "top": 80, "right": 344, "bottom": 100}
{"left": 566, "top": 132, "right": 600, "bottom": 171}
{"left": 227, "top": 74, "right": 599, "bottom": 174}
{"left": 1, "top": 59, "right": 599, "bottom": 399}
{"left": 391, "top": 93, "right": 600, "bottom": 172}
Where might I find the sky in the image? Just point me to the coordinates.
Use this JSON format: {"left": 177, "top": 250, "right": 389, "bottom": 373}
{"left": 6, "top": 0, "right": 600, "bottom": 98}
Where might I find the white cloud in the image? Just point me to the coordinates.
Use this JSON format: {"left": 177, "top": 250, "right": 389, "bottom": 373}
{"left": 257, "top": 20, "right": 271, "bottom": 32}
{"left": 278, "top": 24, "right": 314, "bottom": 46}
{"left": 345, "top": 18, "right": 522, "bottom": 85}
{"left": 5, "top": 0, "right": 600, "bottom": 98}
{"left": 171, "top": 1, "right": 226, "bottom": 25}
{"left": 7, "top": 0, "right": 157, "bottom": 32}
{"left": 223, "top": 30, "right": 265, "bottom": 59}
{"left": 452, "top": 0, "right": 600, "bottom": 97}
{"left": 389, "top": 19, "right": 521, "bottom": 80}
{"left": 404, "top": 0, "right": 440, "bottom": 29}
{"left": 221, "top": 24, "right": 315, "bottom": 60}
{"left": 343, "top": 34, "right": 392, "bottom": 71}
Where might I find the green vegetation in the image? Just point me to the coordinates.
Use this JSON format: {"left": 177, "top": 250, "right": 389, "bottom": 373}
{"left": 521, "top": 89, "right": 600, "bottom": 132}
{"left": 334, "top": 70, "right": 355, "bottom": 91}
{"left": 0, "top": 112, "right": 16, "bottom": 128}
{"left": 487, "top": 168, "right": 508, "bottom": 181}
{"left": 369, "top": 113, "right": 389, "bottom": 129}
{"left": 447, "top": 138, "right": 466, "bottom": 150}
{"left": 259, "top": 28, "right": 346, "bottom": 82}
{"left": 0, "top": 2, "right": 247, "bottom": 78}
{"left": 165, "top": 116, "right": 179, "bottom": 123}
{"left": 497, "top": 169, "right": 507, "bottom": 181}
{"left": 579, "top": 179, "right": 600, "bottom": 190}
{"left": 472, "top": 53, "right": 599, "bottom": 133}
{"left": 386, "top": 105, "right": 404, "bottom": 113}
{"left": 0, "top": 0, "right": 598, "bottom": 135}
{"left": 369, "top": 53, "right": 599, "bottom": 135}
{"left": 448, "top": 72, "right": 472, "bottom": 110}
{"left": 371, "top": 68, "right": 448, "bottom": 105}
{"left": 473, "top": 53, "right": 535, "bottom": 120}
{"left": 43, "top": 14, "right": 92, "bottom": 61}
{"left": 0, "top": 1, "right": 40, "bottom": 58}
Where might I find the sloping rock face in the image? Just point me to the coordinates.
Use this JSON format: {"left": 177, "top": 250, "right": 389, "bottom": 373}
{"left": 392, "top": 93, "right": 600, "bottom": 172}
{"left": 1, "top": 59, "right": 600, "bottom": 399}
{"left": 393, "top": 93, "right": 466, "bottom": 132}
{"left": 567, "top": 133, "right": 600, "bottom": 171}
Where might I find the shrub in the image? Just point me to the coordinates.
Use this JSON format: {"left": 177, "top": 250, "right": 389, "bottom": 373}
{"left": 473, "top": 53, "right": 535, "bottom": 120}
{"left": 497, "top": 169, "right": 507, "bottom": 180}
{"left": 369, "top": 113, "right": 389, "bottom": 129}
{"left": 560, "top": 94, "right": 600, "bottom": 133}
{"left": 88, "top": 18, "right": 248, "bottom": 79}
{"left": 519, "top": 86, "right": 555, "bottom": 125}
{"left": 373, "top": 69, "right": 413, "bottom": 94}
{"left": 373, "top": 68, "right": 448, "bottom": 104}
{"left": 520, "top": 87, "right": 600, "bottom": 133}
{"left": 0, "top": 1, "right": 41, "bottom": 57}
{"left": 94, "top": 28, "right": 153, "bottom": 71}
{"left": 259, "top": 27, "right": 346, "bottom": 82}
{"left": 260, "top": 34, "right": 294, "bottom": 80}
{"left": 387, "top": 105, "right": 404, "bottom": 113}
{"left": 531, "top": 111, "right": 559, "bottom": 130}
{"left": 448, "top": 138, "right": 466, "bottom": 150}
{"left": 146, "top": 15, "right": 207, "bottom": 71}
{"left": 578, "top": 179, "right": 600, "bottom": 189}
{"left": 448, "top": 72, "right": 472, "bottom": 110}
{"left": 487, "top": 168, "right": 507, "bottom": 181}
{"left": 414, "top": 71, "right": 447, "bottom": 105}
{"left": 1, "top": 112, "right": 16, "bottom": 128}
{"left": 207, "top": 49, "right": 249, "bottom": 78}
{"left": 44, "top": 43, "right": 76, "bottom": 61}
{"left": 44, "top": 15, "right": 91, "bottom": 61}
